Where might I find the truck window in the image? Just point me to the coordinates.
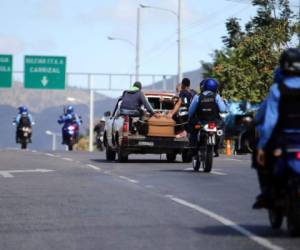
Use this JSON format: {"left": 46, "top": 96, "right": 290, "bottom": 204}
{"left": 147, "top": 97, "right": 160, "bottom": 110}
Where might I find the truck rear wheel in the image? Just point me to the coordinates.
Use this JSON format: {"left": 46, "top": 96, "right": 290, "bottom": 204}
{"left": 166, "top": 153, "right": 176, "bottom": 162}
{"left": 106, "top": 146, "right": 116, "bottom": 161}
{"left": 118, "top": 151, "right": 128, "bottom": 162}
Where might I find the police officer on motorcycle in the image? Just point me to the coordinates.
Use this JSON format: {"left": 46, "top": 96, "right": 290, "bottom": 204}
{"left": 254, "top": 48, "right": 300, "bottom": 208}
{"left": 14, "top": 106, "right": 34, "bottom": 143}
{"left": 188, "top": 78, "right": 227, "bottom": 157}
{"left": 58, "top": 105, "right": 82, "bottom": 144}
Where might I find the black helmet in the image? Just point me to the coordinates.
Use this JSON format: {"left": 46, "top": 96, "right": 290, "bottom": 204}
{"left": 133, "top": 81, "right": 142, "bottom": 90}
{"left": 279, "top": 48, "right": 300, "bottom": 75}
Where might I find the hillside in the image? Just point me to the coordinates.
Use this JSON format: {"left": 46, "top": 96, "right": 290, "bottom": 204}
{"left": 0, "top": 82, "right": 108, "bottom": 113}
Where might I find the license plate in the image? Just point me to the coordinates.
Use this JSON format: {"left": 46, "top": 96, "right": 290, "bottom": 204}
{"left": 24, "top": 133, "right": 28, "bottom": 137}
{"left": 138, "top": 141, "right": 154, "bottom": 146}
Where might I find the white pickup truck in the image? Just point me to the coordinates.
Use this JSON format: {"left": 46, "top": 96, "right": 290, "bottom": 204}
{"left": 104, "top": 91, "right": 192, "bottom": 162}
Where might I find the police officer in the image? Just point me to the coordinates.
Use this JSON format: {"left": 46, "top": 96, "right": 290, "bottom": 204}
{"left": 188, "top": 78, "right": 227, "bottom": 157}
{"left": 14, "top": 106, "right": 34, "bottom": 143}
{"left": 257, "top": 48, "right": 300, "bottom": 166}
{"left": 254, "top": 48, "right": 300, "bottom": 208}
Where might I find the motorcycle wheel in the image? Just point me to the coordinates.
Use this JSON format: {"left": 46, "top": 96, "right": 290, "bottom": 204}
{"left": 203, "top": 146, "right": 213, "bottom": 173}
{"left": 166, "top": 153, "right": 176, "bottom": 162}
{"left": 192, "top": 155, "right": 200, "bottom": 171}
{"left": 21, "top": 141, "right": 27, "bottom": 150}
{"left": 106, "top": 146, "right": 116, "bottom": 161}
{"left": 287, "top": 194, "right": 300, "bottom": 237}
{"left": 268, "top": 209, "right": 283, "bottom": 229}
{"left": 68, "top": 144, "right": 73, "bottom": 151}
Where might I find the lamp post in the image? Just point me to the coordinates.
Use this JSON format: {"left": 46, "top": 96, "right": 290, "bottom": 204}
{"left": 140, "top": 0, "right": 182, "bottom": 82}
{"left": 107, "top": 8, "right": 141, "bottom": 81}
{"left": 45, "top": 130, "right": 60, "bottom": 151}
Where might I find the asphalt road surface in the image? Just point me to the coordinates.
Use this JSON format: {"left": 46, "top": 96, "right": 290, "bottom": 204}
{"left": 0, "top": 149, "right": 299, "bottom": 250}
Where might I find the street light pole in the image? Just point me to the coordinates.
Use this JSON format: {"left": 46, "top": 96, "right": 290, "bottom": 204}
{"left": 140, "top": 0, "right": 182, "bottom": 82}
{"left": 136, "top": 7, "right": 141, "bottom": 81}
{"left": 177, "top": 0, "right": 182, "bottom": 83}
{"left": 108, "top": 7, "right": 141, "bottom": 82}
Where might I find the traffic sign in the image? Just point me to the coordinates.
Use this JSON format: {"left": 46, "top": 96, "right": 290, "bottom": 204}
{"left": 0, "top": 55, "right": 13, "bottom": 88}
{"left": 24, "top": 56, "right": 66, "bottom": 89}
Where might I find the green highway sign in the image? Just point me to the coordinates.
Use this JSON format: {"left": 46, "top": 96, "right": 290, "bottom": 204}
{"left": 24, "top": 55, "right": 66, "bottom": 89}
{"left": 0, "top": 55, "right": 13, "bottom": 88}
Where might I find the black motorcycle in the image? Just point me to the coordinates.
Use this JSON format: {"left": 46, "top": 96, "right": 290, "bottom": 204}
{"left": 265, "top": 142, "right": 300, "bottom": 236}
{"left": 192, "top": 121, "right": 223, "bottom": 173}
{"left": 17, "top": 125, "right": 32, "bottom": 149}
{"left": 95, "top": 131, "right": 104, "bottom": 151}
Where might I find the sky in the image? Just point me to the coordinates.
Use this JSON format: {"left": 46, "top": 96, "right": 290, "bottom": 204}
{"left": 0, "top": 0, "right": 295, "bottom": 94}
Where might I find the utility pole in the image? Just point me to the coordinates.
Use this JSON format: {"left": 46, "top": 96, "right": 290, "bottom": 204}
{"left": 178, "top": 0, "right": 182, "bottom": 83}
{"left": 136, "top": 7, "right": 141, "bottom": 81}
{"left": 299, "top": 0, "right": 300, "bottom": 47}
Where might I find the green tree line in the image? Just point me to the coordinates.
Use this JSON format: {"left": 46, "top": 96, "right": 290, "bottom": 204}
{"left": 202, "top": 0, "right": 299, "bottom": 103}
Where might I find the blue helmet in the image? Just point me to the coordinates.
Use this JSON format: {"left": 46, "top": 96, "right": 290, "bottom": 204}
{"left": 203, "top": 78, "right": 218, "bottom": 92}
{"left": 66, "top": 105, "right": 74, "bottom": 114}
{"left": 18, "top": 106, "right": 28, "bottom": 114}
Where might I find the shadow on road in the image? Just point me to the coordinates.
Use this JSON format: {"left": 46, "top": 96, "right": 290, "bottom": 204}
{"left": 193, "top": 224, "right": 290, "bottom": 238}
{"left": 90, "top": 159, "right": 181, "bottom": 164}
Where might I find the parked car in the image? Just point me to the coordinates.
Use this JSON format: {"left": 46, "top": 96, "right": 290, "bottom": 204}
{"left": 104, "top": 91, "right": 192, "bottom": 162}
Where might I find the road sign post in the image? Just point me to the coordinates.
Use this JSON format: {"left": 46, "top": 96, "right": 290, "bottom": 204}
{"left": 0, "top": 55, "right": 13, "bottom": 88}
{"left": 24, "top": 56, "right": 66, "bottom": 89}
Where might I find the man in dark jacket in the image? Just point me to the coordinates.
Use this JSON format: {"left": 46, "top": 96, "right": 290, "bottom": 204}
{"left": 120, "top": 81, "right": 159, "bottom": 118}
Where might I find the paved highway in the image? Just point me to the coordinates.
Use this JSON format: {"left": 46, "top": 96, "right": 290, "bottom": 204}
{"left": 0, "top": 149, "right": 299, "bottom": 250}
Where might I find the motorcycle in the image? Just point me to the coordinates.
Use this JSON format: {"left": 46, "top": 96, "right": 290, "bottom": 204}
{"left": 17, "top": 125, "right": 32, "bottom": 149}
{"left": 62, "top": 122, "right": 79, "bottom": 151}
{"left": 234, "top": 113, "right": 256, "bottom": 154}
{"left": 95, "top": 131, "right": 104, "bottom": 151}
{"left": 266, "top": 141, "right": 300, "bottom": 236}
{"left": 192, "top": 121, "right": 223, "bottom": 172}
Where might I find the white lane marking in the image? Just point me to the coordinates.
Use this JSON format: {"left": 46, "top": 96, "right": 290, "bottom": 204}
{"left": 0, "top": 169, "right": 54, "bottom": 178}
{"left": 165, "top": 195, "right": 284, "bottom": 250}
{"left": 0, "top": 172, "right": 14, "bottom": 178}
{"left": 45, "top": 153, "right": 56, "bottom": 157}
{"left": 31, "top": 150, "right": 37, "bottom": 153}
{"left": 221, "top": 158, "right": 250, "bottom": 162}
{"left": 86, "top": 164, "right": 101, "bottom": 171}
{"left": 119, "top": 176, "right": 139, "bottom": 184}
{"left": 211, "top": 171, "right": 227, "bottom": 176}
{"left": 62, "top": 157, "right": 73, "bottom": 162}
{"left": 183, "top": 168, "right": 227, "bottom": 175}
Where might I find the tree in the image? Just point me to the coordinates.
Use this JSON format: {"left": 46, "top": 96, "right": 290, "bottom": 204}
{"left": 202, "top": 0, "right": 297, "bottom": 103}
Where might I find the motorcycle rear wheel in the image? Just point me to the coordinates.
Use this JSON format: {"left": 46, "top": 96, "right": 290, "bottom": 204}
{"left": 203, "top": 146, "right": 213, "bottom": 173}
{"left": 268, "top": 208, "right": 283, "bottom": 229}
{"left": 287, "top": 194, "right": 300, "bottom": 237}
{"left": 192, "top": 156, "right": 200, "bottom": 171}
{"left": 21, "top": 142, "right": 27, "bottom": 150}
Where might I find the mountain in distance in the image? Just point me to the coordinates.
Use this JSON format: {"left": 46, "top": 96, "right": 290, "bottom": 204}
{"left": 144, "top": 68, "right": 203, "bottom": 92}
{"left": 0, "top": 68, "right": 202, "bottom": 150}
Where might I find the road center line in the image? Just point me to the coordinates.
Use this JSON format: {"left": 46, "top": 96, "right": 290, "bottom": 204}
{"left": 119, "top": 176, "right": 139, "bottom": 184}
{"left": 211, "top": 170, "right": 227, "bottom": 176}
{"left": 165, "top": 195, "right": 284, "bottom": 250}
{"left": 45, "top": 153, "right": 56, "bottom": 157}
{"left": 61, "top": 157, "right": 73, "bottom": 162}
{"left": 86, "top": 164, "right": 101, "bottom": 171}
